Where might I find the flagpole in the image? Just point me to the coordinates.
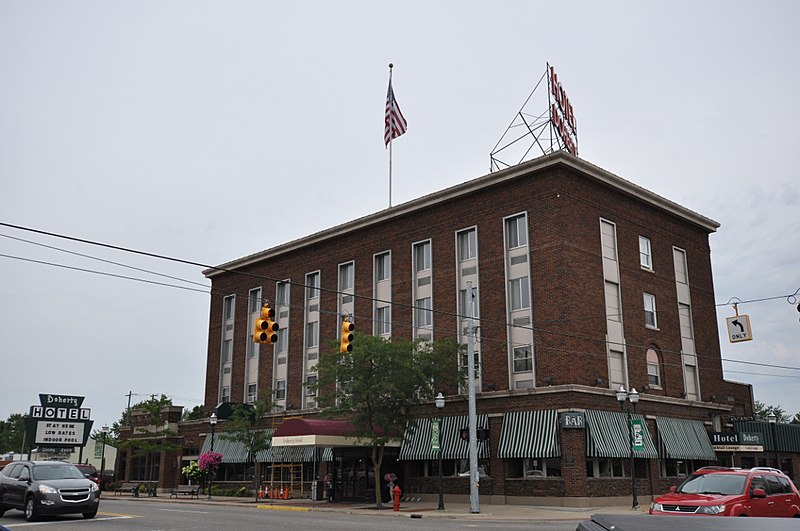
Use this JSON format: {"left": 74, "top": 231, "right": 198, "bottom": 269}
{"left": 388, "top": 63, "right": 394, "bottom": 208}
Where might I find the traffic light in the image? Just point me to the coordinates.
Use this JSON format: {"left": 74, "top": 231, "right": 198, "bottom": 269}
{"left": 340, "top": 319, "right": 355, "bottom": 353}
{"left": 253, "top": 304, "right": 279, "bottom": 344}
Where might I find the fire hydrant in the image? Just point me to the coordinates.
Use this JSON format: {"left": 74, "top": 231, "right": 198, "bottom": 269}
{"left": 392, "top": 484, "right": 402, "bottom": 511}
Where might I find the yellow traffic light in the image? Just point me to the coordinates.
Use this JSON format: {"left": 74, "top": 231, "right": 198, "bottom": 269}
{"left": 340, "top": 319, "right": 355, "bottom": 353}
{"left": 254, "top": 304, "right": 279, "bottom": 344}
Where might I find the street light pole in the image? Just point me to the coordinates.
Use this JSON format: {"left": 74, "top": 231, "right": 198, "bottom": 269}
{"left": 208, "top": 413, "right": 217, "bottom": 500}
{"left": 616, "top": 386, "right": 639, "bottom": 510}
{"left": 100, "top": 425, "right": 109, "bottom": 489}
{"left": 434, "top": 392, "right": 445, "bottom": 511}
{"left": 768, "top": 413, "right": 779, "bottom": 470}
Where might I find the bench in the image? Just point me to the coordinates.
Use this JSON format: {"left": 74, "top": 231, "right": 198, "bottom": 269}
{"left": 170, "top": 484, "right": 200, "bottom": 499}
{"left": 114, "top": 482, "right": 141, "bottom": 496}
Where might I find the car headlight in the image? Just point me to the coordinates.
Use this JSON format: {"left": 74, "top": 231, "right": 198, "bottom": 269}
{"left": 38, "top": 484, "right": 58, "bottom": 494}
{"left": 90, "top": 482, "right": 99, "bottom": 492}
{"left": 696, "top": 505, "right": 726, "bottom": 515}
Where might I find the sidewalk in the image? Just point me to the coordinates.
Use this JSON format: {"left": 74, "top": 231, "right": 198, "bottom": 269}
{"left": 104, "top": 494, "right": 644, "bottom": 521}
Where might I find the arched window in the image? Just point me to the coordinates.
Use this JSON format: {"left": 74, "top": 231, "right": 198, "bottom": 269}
{"left": 646, "top": 348, "right": 661, "bottom": 387}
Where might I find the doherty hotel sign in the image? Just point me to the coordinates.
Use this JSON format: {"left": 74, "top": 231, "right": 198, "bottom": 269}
{"left": 24, "top": 394, "right": 94, "bottom": 449}
{"left": 710, "top": 431, "right": 764, "bottom": 452}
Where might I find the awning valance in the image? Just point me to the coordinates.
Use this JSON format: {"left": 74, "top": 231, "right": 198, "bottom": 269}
{"left": 585, "top": 409, "right": 657, "bottom": 459}
{"left": 398, "top": 414, "right": 490, "bottom": 460}
{"left": 200, "top": 429, "right": 332, "bottom": 463}
{"left": 498, "top": 410, "right": 560, "bottom": 459}
{"left": 655, "top": 417, "right": 716, "bottom": 460}
{"left": 733, "top": 420, "right": 800, "bottom": 453}
{"left": 271, "top": 418, "right": 399, "bottom": 448}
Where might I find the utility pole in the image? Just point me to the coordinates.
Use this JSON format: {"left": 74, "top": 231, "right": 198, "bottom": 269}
{"left": 466, "top": 281, "right": 480, "bottom": 513}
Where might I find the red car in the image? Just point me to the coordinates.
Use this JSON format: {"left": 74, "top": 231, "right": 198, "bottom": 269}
{"left": 650, "top": 466, "right": 800, "bottom": 517}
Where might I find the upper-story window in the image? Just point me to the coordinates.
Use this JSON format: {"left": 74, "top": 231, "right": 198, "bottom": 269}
{"left": 222, "top": 339, "right": 232, "bottom": 363}
{"left": 306, "top": 272, "right": 320, "bottom": 299}
{"left": 415, "top": 297, "right": 433, "bottom": 328}
{"left": 276, "top": 281, "right": 289, "bottom": 306}
{"left": 376, "top": 306, "right": 391, "bottom": 335}
{"left": 646, "top": 348, "right": 661, "bottom": 387}
{"left": 644, "top": 293, "right": 658, "bottom": 328}
{"left": 339, "top": 262, "right": 354, "bottom": 291}
{"left": 600, "top": 219, "right": 617, "bottom": 261}
{"left": 674, "top": 248, "right": 688, "bottom": 284}
{"left": 457, "top": 229, "right": 477, "bottom": 261}
{"left": 509, "top": 277, "right": 531, "bottom": 311}
{"left": 505, "top": 214, "right": 528, "bottom": 249}
{"left": 639, "top": 236, "right": 653, "bottom": 270}
{"left": 223, "top": 295, "right": 234, "bottom": 320}
{"left": 375, "top": 252, "right": 391, "bottom": 282}
{"left": 414, "top": 241, "right": 432, "bottom": 272}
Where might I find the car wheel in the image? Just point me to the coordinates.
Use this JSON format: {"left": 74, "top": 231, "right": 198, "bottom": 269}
{"left": 24, "top": 497, "right": 38, "bottom": 522}
{"left": 82, "top": 509, "right": 98, "bottom": 519}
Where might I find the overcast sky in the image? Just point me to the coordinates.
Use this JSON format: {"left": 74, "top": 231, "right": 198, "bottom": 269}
{"left": 1, "top": 1, "right": 798, "bottom": 432}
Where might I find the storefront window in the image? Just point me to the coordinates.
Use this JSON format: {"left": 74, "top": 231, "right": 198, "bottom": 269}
{"left": 587, "top": 458, "right": 648, "bottom": 478}
{"left": 522, "top": 458, "right": 561, "bottom": 478}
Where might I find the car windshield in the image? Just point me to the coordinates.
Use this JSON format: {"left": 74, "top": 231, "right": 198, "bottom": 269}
{"left": 32, "top": 464, "right": 85, "bottom": 481}
{"left": 677, "top": 473, "right": 747, "bottom": 495}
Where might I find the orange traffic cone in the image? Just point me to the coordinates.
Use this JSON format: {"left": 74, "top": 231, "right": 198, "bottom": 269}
{"left": 283, "top": 487, "right": 289, "bottom": 499}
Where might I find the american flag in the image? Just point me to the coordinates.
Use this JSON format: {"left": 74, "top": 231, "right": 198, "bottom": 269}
{"left": 384, "top": 78, "right": 407, "bottom": 146}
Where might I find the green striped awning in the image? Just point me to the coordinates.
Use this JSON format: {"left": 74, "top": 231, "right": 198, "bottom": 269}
{"left": 655, "top": 417, "right": 716, "bottom": 460}
{"left": 733, "top": 420, "right": 800, "bottom": 453}
{"left": 200, "top": 429, "right": 332, "bottom": 463}
{"left": 398, "top": 414, "right": 490, "bottom": 460}
{"left": 498, "top": 410, "right": 560, "bottom": 458}
{"left": 584, "top": 409, "right": 657, "bottom": 459}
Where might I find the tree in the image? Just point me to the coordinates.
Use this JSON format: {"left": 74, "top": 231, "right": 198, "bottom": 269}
{"left": 754, "top": 400, "right": 791, "bottom": 423}
{"left": 218, "top": 399, "right": 273, "bottom": 502}
{"left": 117, "top": 395, "right": 181, "bottom": 488}
{"left": 314, "top": 333, "right": 465, "bottom": 508}
{"left": 0, "top": 413, "right": 27, "bottom": 454}
{"left": 182, "top": 404, "right": 206, "bottom": 421}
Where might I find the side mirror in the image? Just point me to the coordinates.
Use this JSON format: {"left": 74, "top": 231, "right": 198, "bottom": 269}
{"left": 669, "top": 485, "right": 677, "bottom": 493}
{"left": 751, "top": 488, "right": 767, "bottom": 498}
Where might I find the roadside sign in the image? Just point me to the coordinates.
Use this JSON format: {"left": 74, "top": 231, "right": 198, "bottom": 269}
{"left": 726, "top": 315, "right": 753, "bottom": 343}
{"left": 431, "top": 419, "right": 441, "bottom": 451}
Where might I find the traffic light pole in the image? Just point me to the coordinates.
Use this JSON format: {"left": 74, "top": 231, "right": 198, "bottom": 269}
{"left": 466, "top": 281, "right": 480, "bottom": 514}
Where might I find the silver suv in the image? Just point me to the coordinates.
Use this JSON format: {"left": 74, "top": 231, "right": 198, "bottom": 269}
{"left": 0, "top": 461, "right": 100, "bottom": 521}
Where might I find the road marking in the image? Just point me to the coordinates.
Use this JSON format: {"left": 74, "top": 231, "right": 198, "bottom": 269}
{"left": 158, "top": 508, "right": 210, "bottom": 514}
{"left": 1, "top": 515, "right": 135, "bottom": 527}
{"left": 257, "top": 505, "right": 310, "bottom": 512}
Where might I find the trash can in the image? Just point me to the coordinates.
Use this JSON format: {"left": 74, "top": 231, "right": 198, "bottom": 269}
{"left": 311, "top": 480, "right": 324, "bottom": 501}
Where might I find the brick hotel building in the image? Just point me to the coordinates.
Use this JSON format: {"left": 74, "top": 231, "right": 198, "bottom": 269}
{"left": 117, "top": 151, "right": 800, "bottom": 505}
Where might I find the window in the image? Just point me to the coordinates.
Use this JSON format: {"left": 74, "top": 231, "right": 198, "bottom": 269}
{"left": 223, "top": 295, "right": 234, "bottom": 320}
{"left": 679, "top": 303, "right": 694, "bottom": 340}
{"left": 599, "top": 220, "right": 617, "bottom": 260}
{"left": 276, "top": 282, "right": 289, "bottom": 306}
{"left": 221, "top": 387, "right": 231, "bottom": 403}
{"left": 276, "top": 329, "right": 288, "bottom": 353}
{"left": 673, "top": 248, "right": 688, "bottom": 284}
{"left": 646, "top": 348, "right": 661, "bottom": 387}
{"left": 644, "top": 293, "right": 657, "bottom": 328}
{"left": 375, "top": 252, "right": 390, "bottom": 282}
{"left": 505, "top": 214, "right": 528, "bottom": 249}
{"left": 275, "top": 380, "right": 286, "bottom": 400}
{"left": 376, "top": 306, "right": 391, "bottom": 335}
{"left": 523, "top": 458, "right": 561, "bottom": 478}
{"left": 414, "top": 241, "right": 432, "bottom": 272}
{"left": 457, "top": 229, "right": 477, "bottom": 261}
{"left": 306, "top": 272, "right": 320, "bottom": 299}
{"left": 306, "top": 375, "right": 317, "bottom": 396}
{"left": 222, "top": 339, "right": 232, "bottom": 363}
{"left": 339, "top": 262, "right": 354, "bottom": 291}
{"left": 459, "top": 288, "right": 479, "bottom": 319}
{"left": 305, "top": 322, "right": 319, "bottom": 348}
{"left": 248, "top": 289, "right": 262, "bottom": 314}
{"left": 588, "top": 458, "right": 648, "bottom": 478}
{"left": 513, "top": 345, "right": 533, "bottom": 373}
{"left": 605, "top": 281, "right": 621, "bottom": 322}
{"left": 247, "top": 384, "right": 257, "bottom": 403}
{"left": 415, "top": 297, "right": 432, "bottom": 328}
{"left": 247, "top": 288, "right": 261, "bottom": 358}
{"left": 639, "top": 236, "right": 652, "bottom": 270}
{"left": 509, "top": 277, "right": 530, "bottom": 311}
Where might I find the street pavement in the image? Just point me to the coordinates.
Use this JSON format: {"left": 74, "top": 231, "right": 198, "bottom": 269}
{"left": 102, "top": 493, "right": 643, "bottom": 522}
